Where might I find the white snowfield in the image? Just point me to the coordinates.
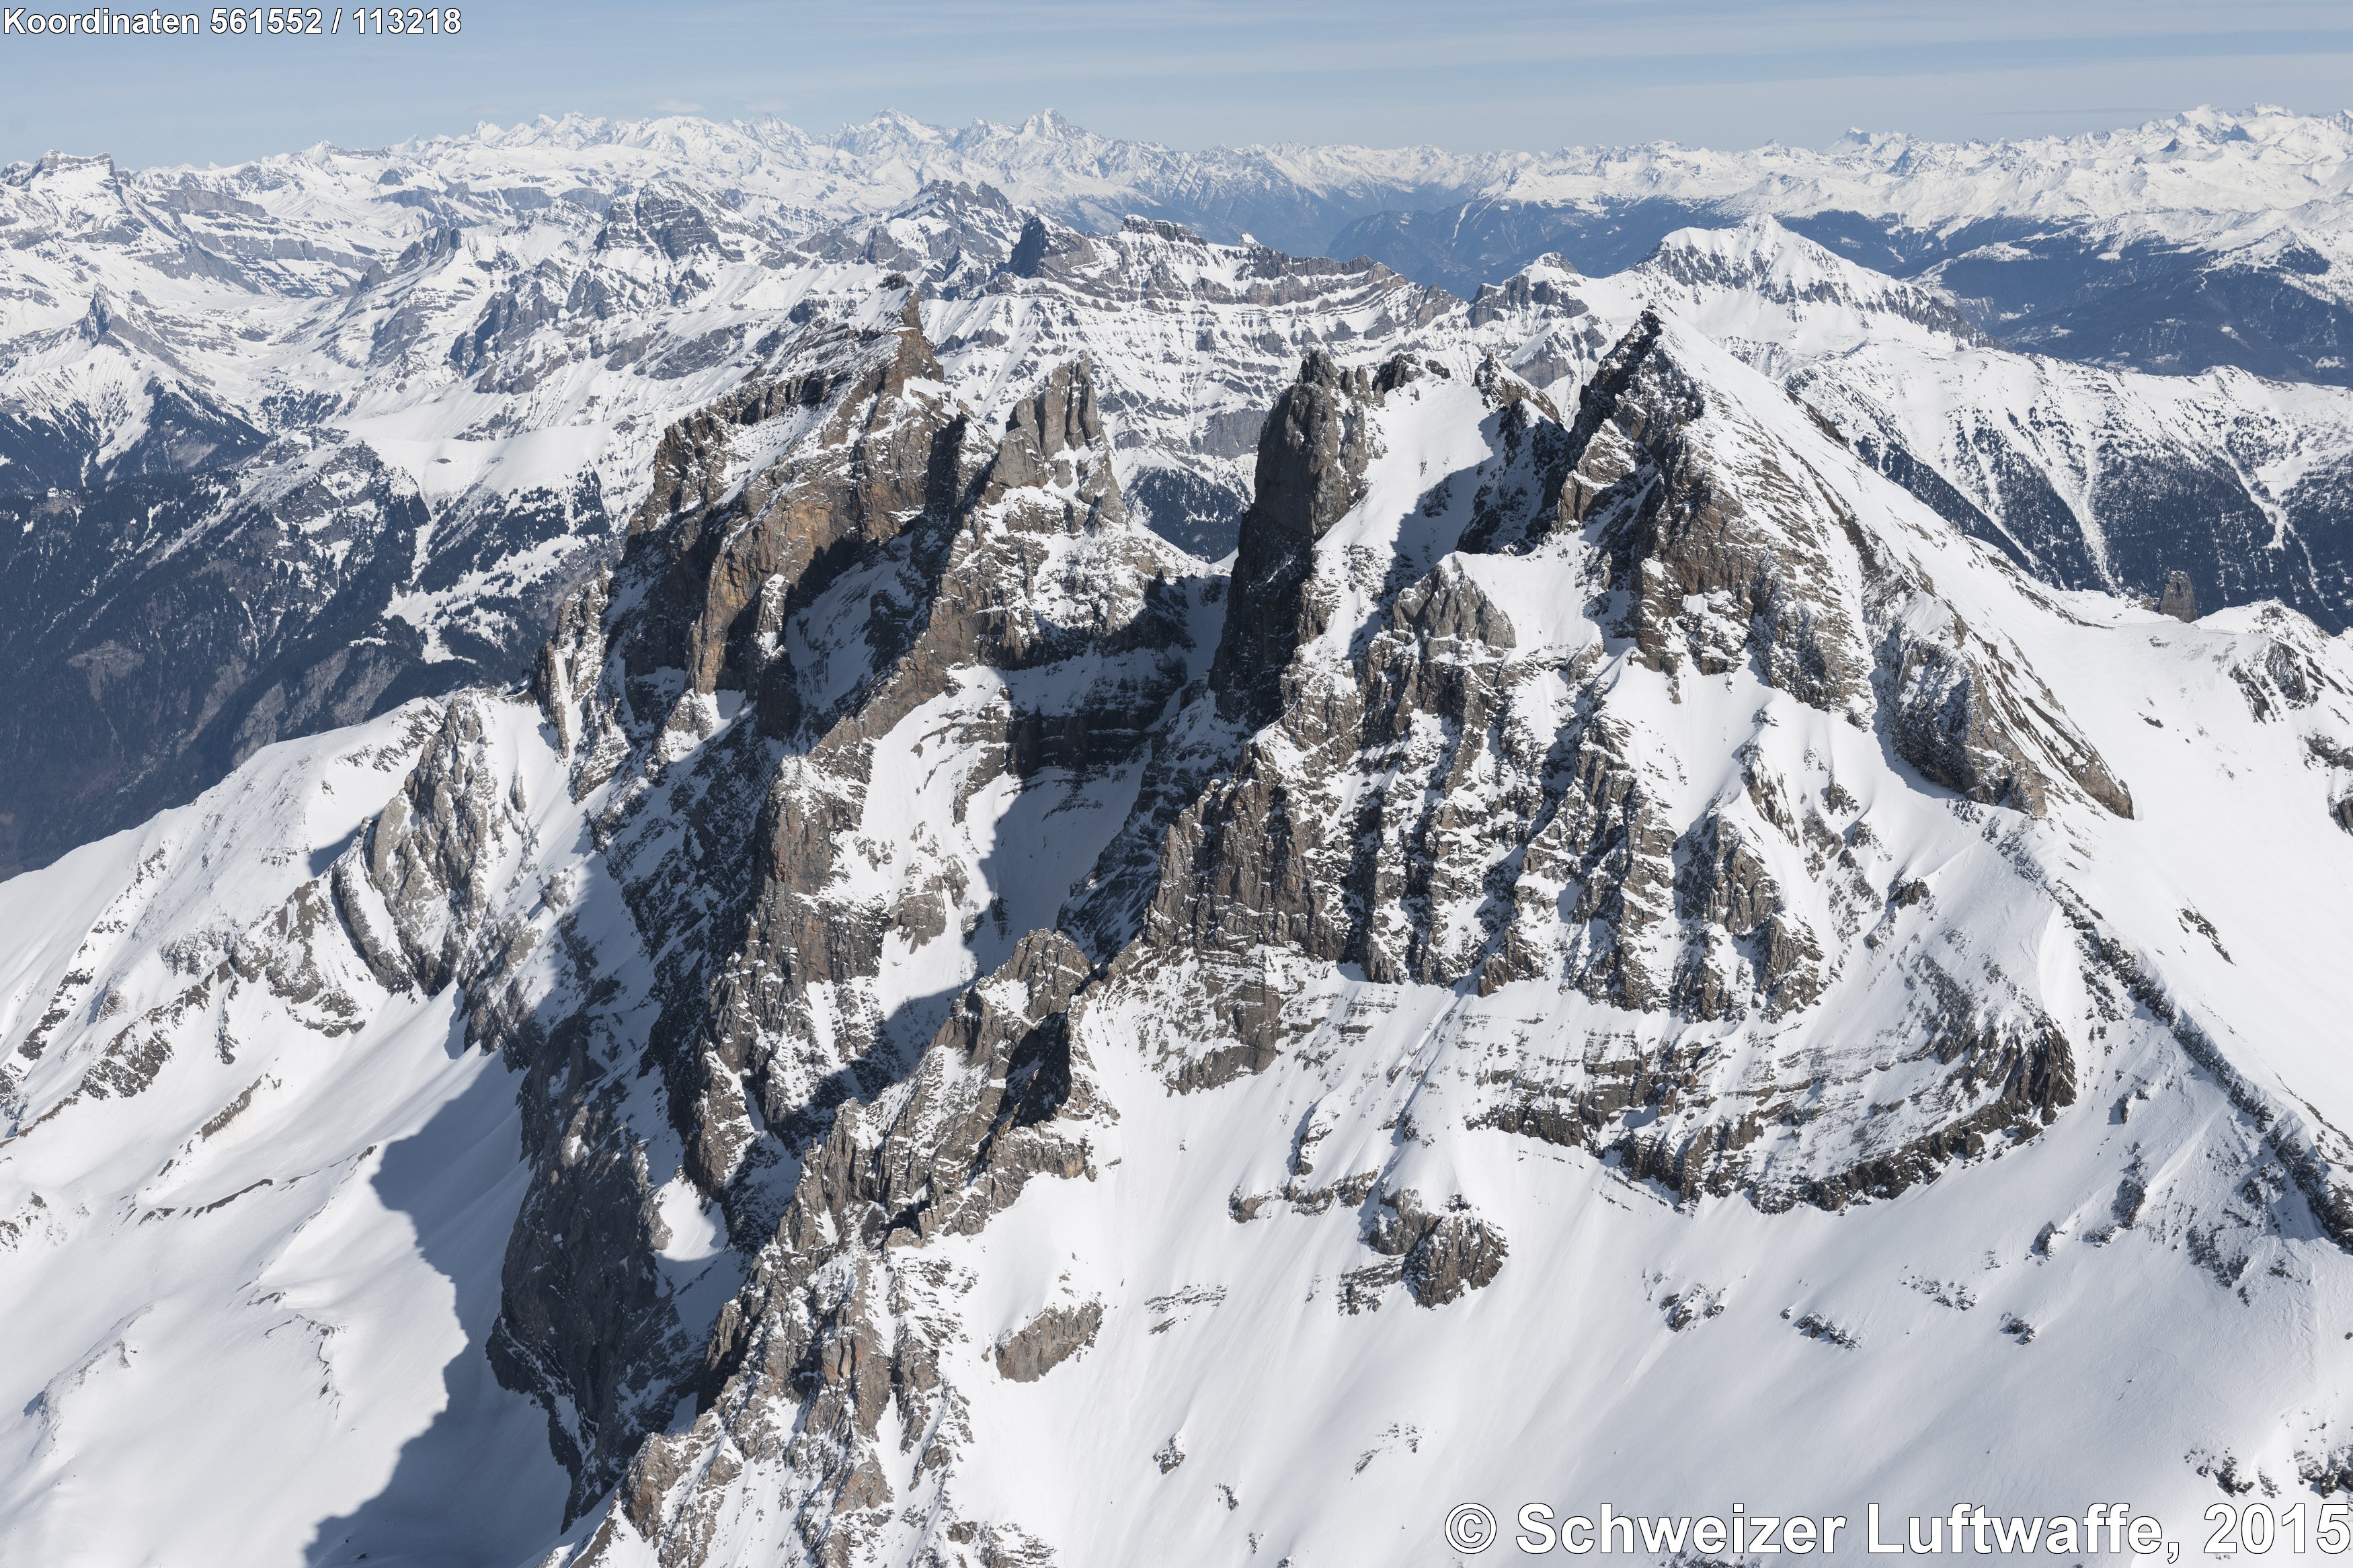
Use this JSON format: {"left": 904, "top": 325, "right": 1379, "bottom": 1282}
{"left": 0, "top": 704, "right": 577, "bottom": 1565}
{"left": 3, "top": 280, "right": 2353, "bottom": 1566}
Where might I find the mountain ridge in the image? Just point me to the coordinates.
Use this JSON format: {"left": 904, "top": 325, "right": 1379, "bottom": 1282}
{"left": 11, "top": 158, "right": 2353, "bottom": 884}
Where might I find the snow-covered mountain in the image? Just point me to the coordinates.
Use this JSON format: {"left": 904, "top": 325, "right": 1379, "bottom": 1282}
{"left": 1329, "top": 104, "right": 2353, "bottom": 388}
{"left": 0, "top": 159, "right": 1568, "bottom": 878}
{"left": 303, "top": 99, "right": 2353, "bottom": 384}
{"left": 16, "top": 99, "right": 2353, "bottom": 399}
{"left": 7, "top": 277, "right": 2353, "bottom": 1565}
{"left": 11, "top": 107, "right": 2353, "bottom": 894}
{"left": 1578, "top": 219, "right": 2353, "bottom": 628}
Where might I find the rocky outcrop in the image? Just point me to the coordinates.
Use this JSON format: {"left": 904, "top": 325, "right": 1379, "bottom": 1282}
{"left": 1209, "top": 349, "right": 1390, "bottom": 728}
{"left": 590, "top": 930, "right": 1105, "bottom": 1566}
{"left": 1085, "top": 315, "right": 2136, "bottom": 1232}
{"left": 2160, "top": 570, "right": 2200, "bottom": 622}
{"left": 1877, "top": 611, "right": 2134, "bottom": 819}
{"left": 1670, "top": 810, "right": 1824, "bottom": 1020}
{"left": 992, "top": 1301, "right": 1103, "bottom": 1382}
{"left": 18, "top": 137, "right": 2353, "bottom": 1568}
{"left": 1363, "top": 1190, "right": 1510, "bottom": 1309}
{"left": 333, "top": 693, "right": 532, "bottom": 994}
{"left": 0, "top": 173, "right": 1579, "bottom": 884}
{"left": 1562, "top": 311, "right": 1874, "bottom": 719}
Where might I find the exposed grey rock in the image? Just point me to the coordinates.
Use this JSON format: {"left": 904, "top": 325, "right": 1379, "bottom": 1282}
{"left": 1671, "top": 811, "right": 1823, "bottom": 1020}
{"left": 1088, "top": 316, "right": 2123, "bottom": 1244}
{"left": 1794, "top": 1311, "right": 1860, "bottom": 1348}
{"left": 595, "top": 930, "right": 1105, "bottom": 1565}
{"left": 992, "top": 1301, "right": 1103, "bottom": 1382}
{"left": 1209, "top": 348, "right": 1388, "bottom": 728}
{"left": 2160, "top": 570, "right": 2200, "bottom": 622}
{"left": 24, "top": 132, "right": 2353, "bottom": 1568}
{"left": 1878, "top": 616, "right": 2134, "bottom": 819}
{"left": 1363, "top": 1190, "right": 1510, "bottom": 1309}
{"left": 336, "top": 692, "right": 531, "bottom": 994}
{"left": 1560, "top": 312, "right": 1871, "bottom": 716}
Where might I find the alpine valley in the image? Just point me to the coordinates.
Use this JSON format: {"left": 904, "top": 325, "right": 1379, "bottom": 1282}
{"left": 3, "top": 108, "right": 2353, "bottom": 1568}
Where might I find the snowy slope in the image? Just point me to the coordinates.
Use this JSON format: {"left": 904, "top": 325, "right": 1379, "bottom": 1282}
{"left": 1571, "top": 218, "right": 2353, "bottom": 628}
{"left": 0, "top": 702, "right": 574, "bottom": 1567}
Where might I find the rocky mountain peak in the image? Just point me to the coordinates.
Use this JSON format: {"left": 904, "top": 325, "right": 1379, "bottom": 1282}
{"left": 1544, "top": 308, "right": 1874, "bottom": 720}
{"left": 984, "top": 358, "right": 1125, "bottom": 527}
{"left": 594, "top": 183, "right": 736, "bottom": 262}
{"left": 1209, "top": 348, "right": 1408, "bottom": 725}
{"left": 1117, "top": 213, "right": 1203, "bottom": 244}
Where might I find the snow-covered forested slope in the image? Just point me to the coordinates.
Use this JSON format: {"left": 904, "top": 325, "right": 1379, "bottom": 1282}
{"left": 6, "top": 285, "right": 2353, "bottom": 1567}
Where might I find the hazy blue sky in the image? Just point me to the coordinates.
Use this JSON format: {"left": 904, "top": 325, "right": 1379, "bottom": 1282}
{"left": 3, "top": 0, "right": 2351, "bottom": 169}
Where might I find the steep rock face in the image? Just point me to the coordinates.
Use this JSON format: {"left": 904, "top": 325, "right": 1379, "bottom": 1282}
{"left": 1559, "top": 310, "right": 1874, "bottom": 718}
{"left": 17, "top": 117, "right": 2353, "bottom": 895}
{"left": 474, "top": 294, "right": 1203, "bottom": 1522}
{"left": 1521, "top": 299, "right": 2139, "bottom": 823}
{"left": 1399, "top": 222, "right": 2353, "bottom": 648}
{"left": 333, "top": 692, "right": 533, "bottom": 995}
{"left": 1209, "top": 348, "right": 1391, "bottom": 726}
{"left": 33, "top": 152, "right": 2353, "bottom": 903}
{"left": 1876, "top": 608, "right": 2136, "bottom": 819}
{"left": 850, "top": 196, "right": 1563, "bottom": 556}
{"left": 596, "top": 931, "right": 1102, "bottom": 1566}
{"left": 1092, "top": 315, "right": 2145, "bottom": 1222}
{"left": 2160, "top": 570, "right": 2200, "bottom": 622}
